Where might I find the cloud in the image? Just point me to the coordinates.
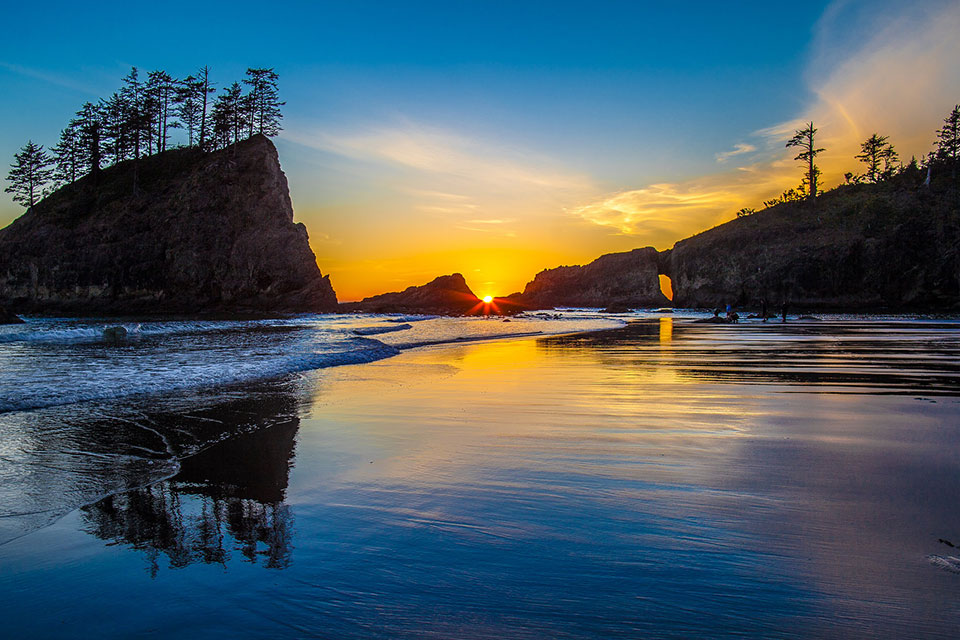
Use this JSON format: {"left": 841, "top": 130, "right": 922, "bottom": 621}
{"left": 715, "top": 142, "right": 756, "bottom": 163}
{"left": 285, "top": 123, "right": 594, "bottom": 194}
{"left": 571, "top": 0, "right": 960, "bottom": 245}
{"left": 0, "top": 61, "right": 100, "bottom": 96}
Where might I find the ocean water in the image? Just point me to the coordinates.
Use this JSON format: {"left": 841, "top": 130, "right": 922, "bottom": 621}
{"left": 1, "top": 313, "right": 959, "bottom": 638}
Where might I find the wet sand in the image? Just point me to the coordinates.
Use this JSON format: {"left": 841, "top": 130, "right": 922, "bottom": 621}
{"left": 1, "top": 318, "right": 959, "bottom": 638}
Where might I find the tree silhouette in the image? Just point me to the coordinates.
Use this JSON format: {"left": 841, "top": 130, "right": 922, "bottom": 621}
{"left": 786, "top": 121, "right": 825, "bottom": 198}
{"left": 145, "top": 70, "right": 179, "bottom": 154}
{"left": 243, "top": 68, "right": 284, "bottom": 137}
{"left": 195, "top": 66, "right": 216, "bottom": 151}
{"left": 121, "top": 67, "right": 150, "bottom": 161}
{"left": 7, "top": 63, "right": 284, "bottom": 194}
{"left": 101, "top": 92, "right": 132, "bottom": 165}
{"left": 51, "top": 124, "right": 83, "bottom": 187}
{"left": 856, "top": 133, "right": 898, "bottom": 183}
{"left": 176, "top": 75, "right": 204, "bottom": 147}
{"left": 935, "top": 104, "right": 960, "bottom": 182}
{"left": 211, "top": 82, "right": 244, "bottom": 148}
{"left": 72, "top": 102, "right": 104, "bottom": 175}
{"left": 5, "top": 141, "right": 54, "bottom": 208}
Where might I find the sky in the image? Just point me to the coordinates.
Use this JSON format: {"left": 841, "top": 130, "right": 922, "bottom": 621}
{"left": 1, "top": 0, "right": 959, "bottom": 300}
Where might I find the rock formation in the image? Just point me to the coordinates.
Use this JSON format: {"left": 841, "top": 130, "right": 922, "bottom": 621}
{"left": 0, "top": 135, "right": 338, "bottom": 314}
{"left": 343, "top": 274, "right": 483, "bottom": 314}
{"left": 664, "top": 184, "right": 960, "bottom": 310}
{"left": 513, "top": 247, "right": 669, "bottom": 309}
{"left": 0, "top": 305, "right": 25, "bottom": 324}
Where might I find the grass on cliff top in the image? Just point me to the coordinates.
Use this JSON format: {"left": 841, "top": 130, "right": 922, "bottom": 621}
{"left": 679, "top": 167, "right": 960, "bottom": 250}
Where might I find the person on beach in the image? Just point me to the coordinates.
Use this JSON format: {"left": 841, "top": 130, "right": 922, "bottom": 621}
{"left": 761, "top": 298, "right": 768, "bottom": 322}
{"left": 780, "top": 302, "right": 787, "bottom": 323}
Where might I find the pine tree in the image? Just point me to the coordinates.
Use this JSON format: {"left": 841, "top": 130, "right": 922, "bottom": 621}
{"left": 786, "top": 121, "right": 825, "bottom": 198}
{"left": 176, "top": 75, "right": 204, "bottom": 147}
{"left": 936, "top": 104, "right": 960, "bottom": 181}
{"left": 51, "top": 124, "right": 83, "bottom": 187}
{"left": 101, "top": 91, "right": 132, "bottom": 165}
{"left": 212, "top": 82, "right": 244, "bottom": 148}
{"left": 5, "top": 141, "right": 54, "bottom": 208}
{"left": 121, "top": 67, "right": 149, "bottom": 161}
{"left": 855, "top": 133, "right": 898, "bottom": 183}
{"left": 195, "top": 66, "right": 216, "bottom": 151}
{"left": 145, "top": 70, "right": 179, "bottom": 153}
{"left": 73, "top": 102, "right": 104, "bottom": 175}
{"left": 243, "top": 68, "right": 284, "bottom": 136}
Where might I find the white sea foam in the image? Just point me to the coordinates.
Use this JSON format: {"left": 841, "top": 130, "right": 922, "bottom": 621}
{"left": 353, "top": 323, "right": 413, "bottom": 335}
{"left": 0, "top": 313, "right": 623, "bottom": 415}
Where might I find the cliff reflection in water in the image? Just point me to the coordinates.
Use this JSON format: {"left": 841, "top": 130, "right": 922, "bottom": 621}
{"left": 81, "top": 416, "right": 298, "bottom": 576}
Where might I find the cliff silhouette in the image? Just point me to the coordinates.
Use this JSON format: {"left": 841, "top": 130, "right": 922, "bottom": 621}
{"left": 0, "top": 135, "right": 338, "bottom": 314}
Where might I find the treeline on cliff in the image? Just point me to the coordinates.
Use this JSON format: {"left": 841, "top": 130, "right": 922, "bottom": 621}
{"left": 4, "top": 66, "right": 284, "bottom": 209}
{"left": 735, "top": 104, "right": 960, "bottom": 218}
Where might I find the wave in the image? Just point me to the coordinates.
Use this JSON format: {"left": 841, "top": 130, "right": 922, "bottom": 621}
{"left": 352, "top": 323, "right": 413, "bottom": 336}
{"left": 0, "top": 318, "right": 315, "bottom": 345}
{"left": 0, "top": 338, "right": 400, "bottom": 414}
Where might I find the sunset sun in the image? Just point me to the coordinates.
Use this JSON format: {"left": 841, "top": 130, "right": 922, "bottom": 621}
{"left": 482, "top": 295, "right": 493, "bottom": 303}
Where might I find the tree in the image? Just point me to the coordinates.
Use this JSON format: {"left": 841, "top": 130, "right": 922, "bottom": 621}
{"left": 242, "top": 68, "right": 284, "bottom": 136}
{"left": 51, "top": 123, "right": 83, "bottom": 187}
{"left": 785, "top": 121, "right": 825, "bottom": 198}
{"left": 195, "top": 66, "right": 216, "bottom": 151}
{"left": 211, "top": 82, "right": 244, "bottom": 148}
{"left": 5, "top": 141, "right": 54, "bottom": 208}
{"left": 935, "top": 104, "right": 960, "bottom": 181}
{"left": 145, "top": 70, "right": 179, "bottom": 153}
{"left": 856, "top": 133, "right": 898, "bottom": 183}
{"left": 121, "top": 67, "right": 150, "bottom": 161}
{"left": 100, "top": 91, "right": 132, "bottom": 165}
{"left": 72, "top": 102, "right": 104, "bottom": 175}
{"left": 736, "top": 207, "right": 755, "bottom": 218}
{"left": 175, "top": 75, "right": 204, "bottom": 147}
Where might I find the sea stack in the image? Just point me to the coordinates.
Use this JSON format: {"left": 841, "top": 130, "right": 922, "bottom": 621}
{"left": 0, "top": 135, "right": 338, "bottom": 314}
{"left": 345, "top": 273, "right": 483, "bottom": 314}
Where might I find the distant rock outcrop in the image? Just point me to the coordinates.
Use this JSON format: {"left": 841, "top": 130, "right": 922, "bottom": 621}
{"left": 0, "top": 135, "right": 338, "bottom": 314}
{"left": 664, "top": 184, "right": 960, "bottom": 310}
{"left": 513, "top": 247, "right": 669, "bottom": 310}
{"left": 344, "top": 274, "right": 483, "bottom": 314}
{"left": 0, "top": 305, "right": 25, "bottom": 324}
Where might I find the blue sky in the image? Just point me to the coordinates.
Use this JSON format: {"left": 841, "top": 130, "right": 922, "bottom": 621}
{"left": 2, "top": 1, "right": 957, "bottom": 298}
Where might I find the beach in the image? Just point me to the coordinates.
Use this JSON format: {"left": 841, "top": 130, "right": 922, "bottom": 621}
{"left": 1, "top": 315, "right": 959, "bottom": 638}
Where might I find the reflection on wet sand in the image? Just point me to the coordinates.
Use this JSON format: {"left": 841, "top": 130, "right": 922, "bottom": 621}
{"left": 81, "top": 419, "right": 298, "bottom": 576}
{"left": 0, "top": 381, "right": 305, "bottom": 546}
{"left": 542, "top": 319, "right": 960, "bottom": 393}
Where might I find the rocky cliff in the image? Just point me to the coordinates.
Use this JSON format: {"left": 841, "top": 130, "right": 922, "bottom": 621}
{"left": 344, "top": 273, "right": 483, "bottom": 314}
{"left": 0, "top": 135, "right": 338, "bottom": 314}
{"left": 665, "top": 184, "right": 960, "bottom": 310}
{"left": 514, "top": 247, "right": 669, "bottom": 309}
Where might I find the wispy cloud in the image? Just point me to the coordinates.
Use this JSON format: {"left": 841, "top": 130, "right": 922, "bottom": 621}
{"left": 570, "top": 0, "right": 960, "bottom": 245}
{"left": 286, "top": 123, "right": 594, "bottom": 193}
{"left": 0, "top": 61, "right": 100, "bottom": 95}
{"left": 715, "top": 142, "right": 756, "bottom": 163}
